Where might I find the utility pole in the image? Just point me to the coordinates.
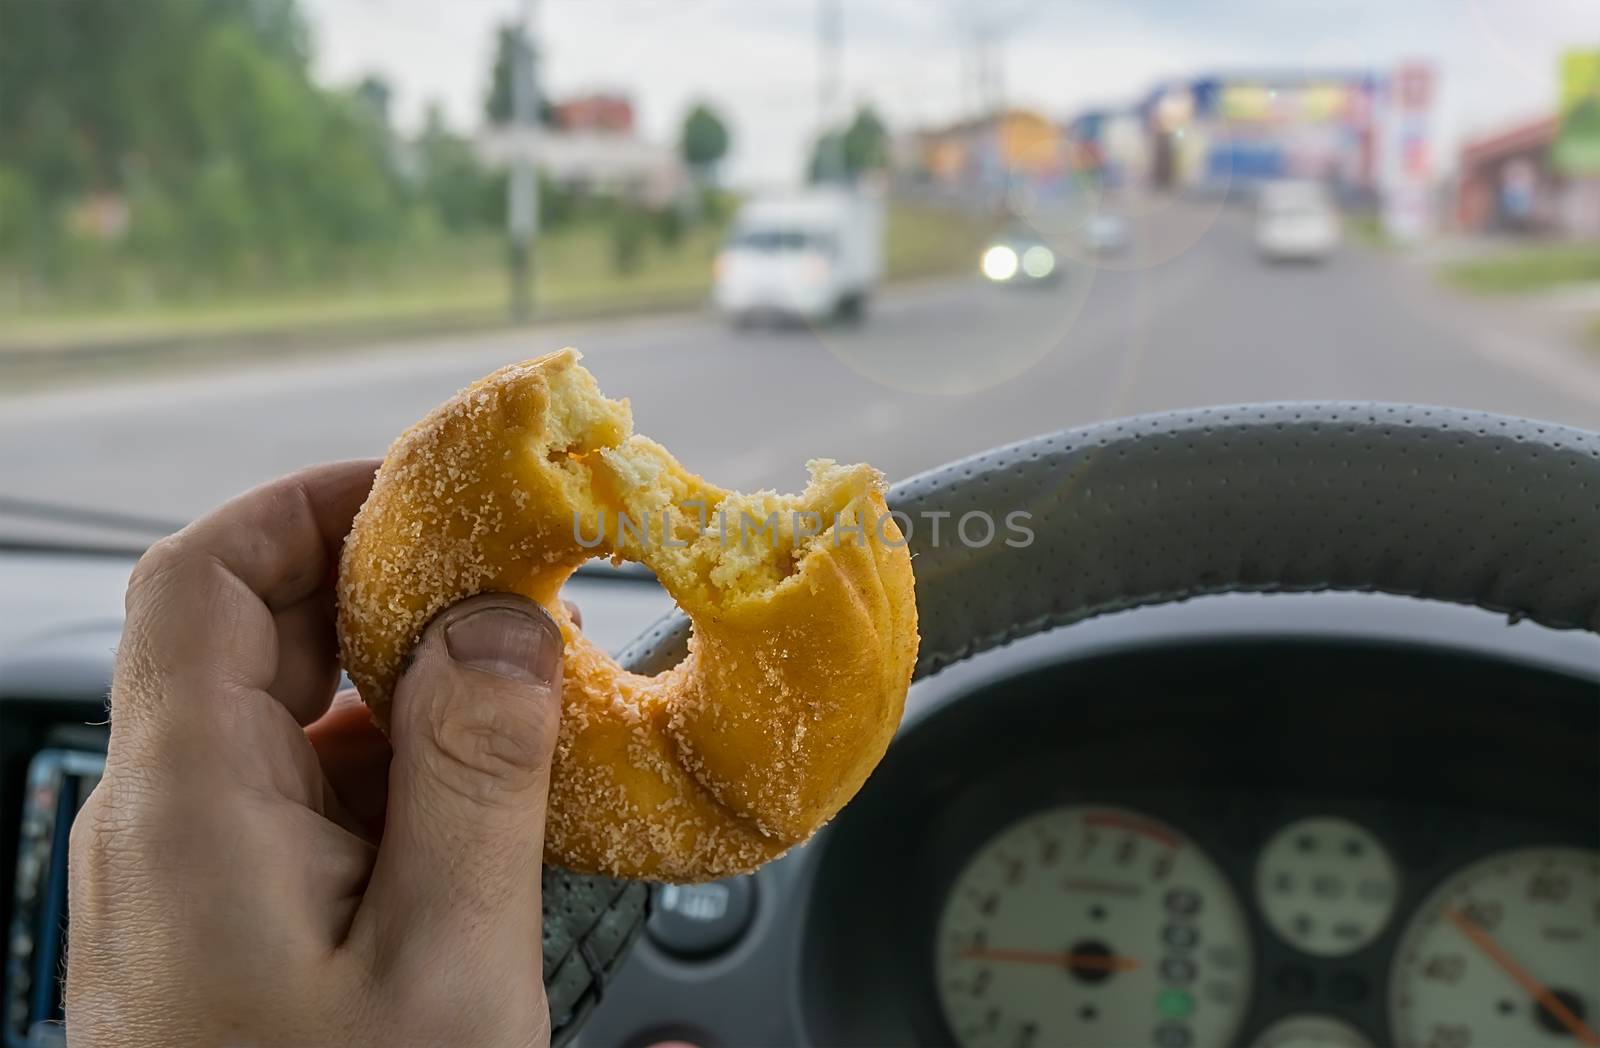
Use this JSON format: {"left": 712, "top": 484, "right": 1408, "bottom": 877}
{"left": 980, "top": 28, "right": 1005, "bottom": 115}
{"left": 507, "top": 0, "right": 539, "bottom": 321}
{"left": 817, "top": 0, "right": 843, "bottom": 182}
{"left": 966, "top": 17, "right": 1007, "bottom": 207}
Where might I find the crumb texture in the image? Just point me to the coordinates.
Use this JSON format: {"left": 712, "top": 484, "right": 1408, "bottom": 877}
{"left": 336, "top": 348, "right": 919, "bottom": 881}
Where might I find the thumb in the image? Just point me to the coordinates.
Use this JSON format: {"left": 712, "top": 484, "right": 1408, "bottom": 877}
{"left": 354, "top": 593, "right": 563, "bottom": 967}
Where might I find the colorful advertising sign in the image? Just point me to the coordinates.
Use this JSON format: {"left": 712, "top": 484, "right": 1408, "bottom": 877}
{"left": 1554, "top": 50, "right": 1600, "bottom": 175}
{"left": 1381, "top": 62, "right": 1436, "bottom": 242}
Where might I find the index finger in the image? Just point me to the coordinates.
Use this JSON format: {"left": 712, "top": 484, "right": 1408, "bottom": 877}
{"left": 118, "top": 460, "right": 379, "bottom": 718}
{"left": 166, "top": 459, "right": 381, "bottom": 612}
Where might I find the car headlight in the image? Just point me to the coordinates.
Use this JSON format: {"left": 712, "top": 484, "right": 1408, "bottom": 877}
{"left": 1021, "top": 245, "right": 1055, "bottom": 278}
{"left": 981, "top": 245, "right": 1019, "bottom": 281}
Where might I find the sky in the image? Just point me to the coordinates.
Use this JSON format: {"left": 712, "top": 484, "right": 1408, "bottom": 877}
{"left": 301, "top": 0, "right": 1596, "bottom": 185}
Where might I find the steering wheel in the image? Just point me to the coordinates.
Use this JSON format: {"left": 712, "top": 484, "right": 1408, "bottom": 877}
{"left": 537, "top": 402, "right": 1600, "bottom": 1044}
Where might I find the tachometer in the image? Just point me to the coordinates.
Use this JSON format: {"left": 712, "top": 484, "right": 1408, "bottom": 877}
{"left": 936, "top": 804, "right": 1252, "bottom": 1048}
{"left": 1389, "top": 847, "right": 1600, "bottom": 1047}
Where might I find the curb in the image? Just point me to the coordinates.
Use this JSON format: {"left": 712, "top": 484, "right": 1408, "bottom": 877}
{"left": 0, "top": 293, "right": 709, "bottom": 392}
{"left": 0, "top": 270, "right": 979, "bottom": 394}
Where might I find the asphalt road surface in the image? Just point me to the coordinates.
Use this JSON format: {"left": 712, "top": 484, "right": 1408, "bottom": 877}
{"left": 5, "top": 204, "right": 1599, "bottom": 535}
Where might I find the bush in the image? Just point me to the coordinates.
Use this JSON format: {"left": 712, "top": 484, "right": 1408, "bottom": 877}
{"left": 655, "top": 206, "right": 683, "bottom": 248}
{"left": 0, "top": 165, "right": 38, "bottom": 252}
{"left": 610, "top": 208, "right": 649, "bottom": 274}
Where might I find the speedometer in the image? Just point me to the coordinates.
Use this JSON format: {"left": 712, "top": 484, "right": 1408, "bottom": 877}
{"left": 936, "top": 804, "right": 1253, "bottom": 1048}
{"left": 1389, "top": 847, "right": 1600, "bottom": 1047}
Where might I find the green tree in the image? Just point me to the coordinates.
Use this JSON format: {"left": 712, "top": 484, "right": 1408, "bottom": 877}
{"left": 809, "top": 105, "right": 889, "bottom": 183}
{"left": 843, "top": 107, "right": 889, "bottom": 172}
{"left": 0, "top": 0, "right": 309, "bottom": 201}
{"left": 180, "top": 22, "right": 402, "bottom": 261}
{"left": 484, "top": 23, "right": 553, "bottom": 126}
{"left": 0, "top": 0, "right": 412, "bottom": 286}
{"left": 680, "top": 103, "right": 730, "bottom": 178}
{"left": 355, "top": 74, "right": 394, "bottom": 132}
{"left": 416, "top": 103, "right": 495, "bottom": 233}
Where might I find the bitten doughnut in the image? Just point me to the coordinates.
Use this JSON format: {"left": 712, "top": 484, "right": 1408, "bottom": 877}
{"left": 337, "top": 349, "right": 918, "bottom": 881}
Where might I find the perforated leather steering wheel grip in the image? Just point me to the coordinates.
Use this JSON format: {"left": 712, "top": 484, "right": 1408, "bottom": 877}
{"left": 542, "top": 402, "right": 1600, "bottom": 1044}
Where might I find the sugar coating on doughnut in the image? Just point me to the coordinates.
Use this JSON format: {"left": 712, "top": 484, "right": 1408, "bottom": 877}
{"left": 337, "top": 349, "right": 919, "bottom": 881}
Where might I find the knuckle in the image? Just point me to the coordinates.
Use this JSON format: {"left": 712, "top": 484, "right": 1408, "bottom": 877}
{"left": 67, "top": 795, "right": 105, "bottom": 869}
{"left": 126, "top": 534, "right": 232, "bottom": 619}
{"left": 423, "top": 697, "right": 550, "bottom": 802}
{"left": 125, "top": 536, "right": 189, "bottom": 606}
{"left": 120, "top": 539, "right": 214, "bottom": 665}
{"left": 69, "top": 819, "right": 130, "bottom": 892}
{"left": 69, "top": 790, "right": 143, "bottom": 876}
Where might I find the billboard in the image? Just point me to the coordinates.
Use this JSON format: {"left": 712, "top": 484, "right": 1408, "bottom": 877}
{"left": 1381, "top": 62, "right": 1436, "bottom": 242}
{"left": 1554, "top": 50, "right": 1600, "bottom": 175}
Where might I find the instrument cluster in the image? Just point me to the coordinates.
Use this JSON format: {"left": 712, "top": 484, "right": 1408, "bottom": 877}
{"left": 933, "top": 802, "right": 1597, "bottom": 1048}
{"left": 799, "top": 639, "right": 1599, "bottom": 1048}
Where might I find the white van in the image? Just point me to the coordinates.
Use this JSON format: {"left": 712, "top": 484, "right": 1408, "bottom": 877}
{"left": 713, "top": 189, "right": 884, "bottom": 323}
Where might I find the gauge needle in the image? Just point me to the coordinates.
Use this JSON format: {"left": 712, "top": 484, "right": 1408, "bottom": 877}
{"left": 959, "top": 947, "right": 1140, "bottom": 972}
{"left": 1444, "top": 908, "right": 1600, "bottom": 1046}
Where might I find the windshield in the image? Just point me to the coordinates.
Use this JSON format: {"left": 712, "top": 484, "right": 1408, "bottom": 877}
{"left": 1, "top": 1, "right": 1597, "bottom": 540}
{"left": 728, "top": 229, "right": 833, "bottom": 253}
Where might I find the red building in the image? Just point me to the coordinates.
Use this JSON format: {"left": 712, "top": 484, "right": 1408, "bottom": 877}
{"left": 552, "top": 93, "right": 634, "bottom": 135}
{"left": 1454, "top": 115, "right": 1600, "bottom": 239}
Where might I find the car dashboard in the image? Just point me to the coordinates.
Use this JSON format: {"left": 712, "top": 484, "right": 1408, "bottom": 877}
{"left": 2, "top": 548, "right": 1597, "bottom": 1048}
{"left": 800, "top": 639, "right": 1597, "bottom": 1048}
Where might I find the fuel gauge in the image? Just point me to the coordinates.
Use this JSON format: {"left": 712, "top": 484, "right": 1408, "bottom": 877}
{"left": 1256, "top": 816, "right": 1398, "bottom": 957}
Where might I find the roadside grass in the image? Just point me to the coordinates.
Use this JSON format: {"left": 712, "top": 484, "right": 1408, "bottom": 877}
{"left": 1343, "top": 213, "right": 1391, "bottom": 250}
{"left": 0, "top": 224, "right": 723, "bottom": 353}
{"left": 1442, "top": 242, "right": 1600, "bottom": 294}
{"left": 884, "top": 201, "right": 994, "bottom": 280}
{"left": 0, "top": 201, "right": 992, "bottom": 356}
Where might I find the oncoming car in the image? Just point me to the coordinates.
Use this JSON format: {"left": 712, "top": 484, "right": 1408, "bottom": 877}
{"left": 980, "top": 227, "right": 1062, "bottom": 286}
{"left": 1083, "top": 211, "right": 1129, "bottom": 255}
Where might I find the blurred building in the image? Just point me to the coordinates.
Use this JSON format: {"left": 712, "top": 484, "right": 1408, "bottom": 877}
{"left": 1457, "top": 117, "right": 1561, "bottom": 234}
{"left": 551, "top": 93, "right": 635, "bottom": 134}
{"left": 1457, "top": 115, "right": 1600, "bottom": 238}
{"left": 1063, "top": 109, "right": 1149, "bottom": 190}
{"left": 477, "top": 92, "right": 685, "bottom": 207}
{"left": 896, "top": 109, "right": 1069, "bottom": 200}
{"left": 1454, "top": 52, "right": 1600, "bottom": 239}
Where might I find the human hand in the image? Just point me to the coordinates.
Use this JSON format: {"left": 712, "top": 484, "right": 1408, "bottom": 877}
{"left": 66, "top": 461, "right": 566, "bottom": 1048}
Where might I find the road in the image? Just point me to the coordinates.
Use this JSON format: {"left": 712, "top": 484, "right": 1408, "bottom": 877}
{"left": 4, "top": 204, "right": 1599, "bottom": 533}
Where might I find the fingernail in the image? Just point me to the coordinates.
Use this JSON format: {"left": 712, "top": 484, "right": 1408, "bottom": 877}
{"left": 444, "top": 602, "right": 562, "bottom": 686}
